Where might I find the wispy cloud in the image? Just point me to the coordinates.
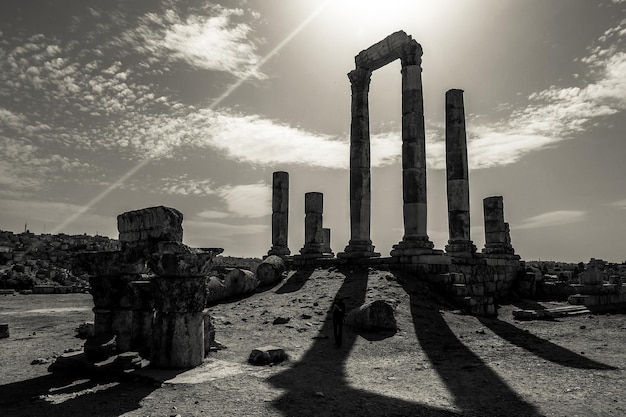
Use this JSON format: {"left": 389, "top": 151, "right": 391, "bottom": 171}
{"left": 516, "top": 210, "right": 587, "bottom": 230}
{"left": 216, "top": 182, "right": 271, "bottom": 218}
{"left": 609, "top": 199, "right": 626, "bottom": 209}
{"left": 460, "top": 18, "right": 626, "bottom": 169}
{"left": 116, "top": 6, "right": 264, "bottom": 79}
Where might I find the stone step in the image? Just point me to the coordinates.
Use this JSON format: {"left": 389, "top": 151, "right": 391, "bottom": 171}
{"left": 512, "top": 305, "right": 591, "bottom": 320}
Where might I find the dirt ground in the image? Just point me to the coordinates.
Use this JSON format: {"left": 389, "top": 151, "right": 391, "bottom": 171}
{"left": 0, "top": 267, "right": 625, "bottom": 417}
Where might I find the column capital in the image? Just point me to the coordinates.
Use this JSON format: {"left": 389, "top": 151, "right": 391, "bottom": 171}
{"left": 348, "top": 67, "right": 372, "bottom": 93}
{"left": 400, "top": 40, "right": 423, "bottom": 67}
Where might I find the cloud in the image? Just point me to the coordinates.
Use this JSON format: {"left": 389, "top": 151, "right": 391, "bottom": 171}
{"left": 217, "top": 182, "right": 272, "bottom": 218}
{"left": 197, "top": 210, "right": 230, "bottom": 219}
{"left": 460, "top": 18, "right": 626, "bottom": 170}
{"left": 609, "top": 199, "right": 626, "bottom": 209}
{"left": 516, "top": 210, "right": 587, "bottom": 230}
{"left": 116, "top": 6, "right": 263, "bottom": 79}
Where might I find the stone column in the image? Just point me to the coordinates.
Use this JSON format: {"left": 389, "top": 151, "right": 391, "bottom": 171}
{"left": 299, "top": 192, "right": 325, "bottom": 258}
{"left": 321, "top": 228, "right": 334, "bottom": 257}
{"left": 338, "top": 67, "right": 379, "bottom": 258}
{"left": 86, "top": 251, "right": 148, "bottom": 354}
{"left": 391, "top": 43, "right": 434, "bottom": 257}
{"left": 268, "top": 171, "right": 290, "bottom": 257}
{"left": 129, "top": 280, "right": 154, "bottom": 358}
{"left": 149, "top": 242, "right": 217, "bottom": 369}
{"left": 445, "top": 89, "right": 476, "bottom": 256}
{"left": 482, "top": 196, "right": 515, "bottom": 255}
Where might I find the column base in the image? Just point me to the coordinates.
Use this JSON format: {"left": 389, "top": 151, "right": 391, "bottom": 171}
{"left": 267, "top": 246, "right": 291, "bottom": 257}
{"left": 390, "top": 236, "right": 434, "bottom": 257}
{"left": 482, "top": 243, "right": 517, "bottom": 257}
{"left": 445, "top": 240, "right": 477, "bottom": 258}
{"left": 337, "top": 240, "right": 380, "bottom": 259}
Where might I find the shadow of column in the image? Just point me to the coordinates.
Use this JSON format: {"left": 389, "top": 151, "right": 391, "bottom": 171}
{"left": 268, "top": 267, "right": 460, "bottom": 416}
{"left": 478, "top": 317, "right": 616, "bottom": 370}
{"left": 0, "top": 373, "right": 156, "bottom": 417}
{"left": 400, "top": 274, "right": 543, "bottom": 416}
{"left": 275, "top": 268, "right": 315, "bottom": 294}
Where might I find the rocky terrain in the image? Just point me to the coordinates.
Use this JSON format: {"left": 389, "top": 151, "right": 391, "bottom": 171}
{"left": 1, "top": 267, "right": 625, "bottom": 416}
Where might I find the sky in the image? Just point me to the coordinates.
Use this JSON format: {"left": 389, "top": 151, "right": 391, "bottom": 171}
{"left": 0, "top": 0, "right": 625, "bottom": 263}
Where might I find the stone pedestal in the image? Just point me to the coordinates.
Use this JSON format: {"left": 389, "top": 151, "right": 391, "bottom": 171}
{"left": 299, "top": 192, "right": 330, "bottom": 259}
{"left": 268, "top": 171, "right": 291, "bottom": 257}
{"left": 321, "top": 228, "right": 334, "bottom": 257}
{"left": 149, "top": 242, "right": 216, "bottom": 369}
{"left": 444, "top": 89, "right": 476, "bottom": 257}
{"left": 482, "top": 196, "right": 516, "bottom": 256}
{"left": 151, "top": 275, "right": 206, "bottom": 369}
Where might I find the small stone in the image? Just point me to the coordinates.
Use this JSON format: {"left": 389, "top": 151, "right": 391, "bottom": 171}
{"left": 580, "top": 325, "right": 586, "bottom": 330}
{"left": 301, "top": 314, "right": 312, "bottom": 320}
{"left": 248, "top": 345, "right": 288, "bottom": 365}
{"left": 314, "top": 391, "right": 325, "bottom": 398}
{"left": 272, "top": 317, "right": 290, "bottom": 325}
{"left": 31, "top": 358, "right": 50, "bottom": 365}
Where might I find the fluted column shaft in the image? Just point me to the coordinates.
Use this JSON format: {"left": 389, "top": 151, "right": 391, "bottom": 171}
{"left": 268, "top": 171, "right": 290, "bottom": 256}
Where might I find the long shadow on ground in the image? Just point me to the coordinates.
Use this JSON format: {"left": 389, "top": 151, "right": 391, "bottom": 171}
{"left": 274, "top": 268, "right": 315, "bottom": 294}
{"left": 477, "top": 317, "right": 616, "bottom": 370}
{"left": 268, "top": 267, "right": 460, "bottom": 416}
{"left": 400, "top": 273, "right": 543, "bottom": 417}
{"left": 0, "top": 373, "right": 156, "bottom": 417}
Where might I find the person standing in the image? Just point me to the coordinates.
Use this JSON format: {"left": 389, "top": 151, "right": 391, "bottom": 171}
{"left": 332, "top": 298, "right": 346, "bottom": 347}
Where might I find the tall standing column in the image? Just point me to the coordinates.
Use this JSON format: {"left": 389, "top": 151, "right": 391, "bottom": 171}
{"left": 339, "top": 67, "right": 379, "bottom": 258}
{"left": 299, "top": 192, "right": 325, "bottom": 258}
{"left": 445, "top": 89, "right": 476, "bottom": 256}
{"left": 482, "top": 196, "right": 515, "bottom": 255}
{"left": 268, "top": 171, "right": 290, "bottom": 257}
{"left": 391, "top": 44, "right": 434, "bottom": 257}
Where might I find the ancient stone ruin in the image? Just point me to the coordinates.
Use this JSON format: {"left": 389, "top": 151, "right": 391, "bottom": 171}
{"left": 266, "top": 31, "right": 525, "bottom": 316}
{"left": 76, "top": 206, "right": 223, "bottom": 369}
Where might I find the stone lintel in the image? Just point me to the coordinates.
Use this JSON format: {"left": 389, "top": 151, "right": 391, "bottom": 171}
{"left": 355, "top": 30, "right": 421, "bottom": 71}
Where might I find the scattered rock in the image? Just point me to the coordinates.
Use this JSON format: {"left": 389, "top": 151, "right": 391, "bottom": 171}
{"left": 314, "top": 391, "right": 325, "bottom": 398}
{"left": 0, "top": 323, "right": 8, "bottom": 339}
{"left": 31, "top": 358, "right": 50, "bottom": 365}
{"left": 248, "top": 345, "right": 288, "bottom": 365}
{"left": 75, "top": 321, "right": 94, "bottom": 339}
{"left": 301, "top": 314, "right": 312, "bottom": 320}
{"left": 345, "top": 300, "right": 397, "bottom": 331}
{"left": 273, "top": 317, "right": 290, "bottom": 325}
{"left": 113, "top": 351, "right": 143, "bottom": 369}
{"left": 84, "top": 334, "right": 117, "bottom": 361}
{"left": 580, "top": 325, "right": 587, "bottom": 330}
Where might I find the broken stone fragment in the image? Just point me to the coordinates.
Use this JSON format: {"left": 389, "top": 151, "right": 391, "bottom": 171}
{"left": 205, "top": 268, "right": 258, "bottom": 305}
{"left": 345, "top": 300, "right": 397, "bottom": 331}
{"left": 84, "top": 334, "right": 117, "bottom": 361}
{"left": 117, "top": 206, "right": 184, "bottom": 250}
{"left": 78, "top": 250, "right": 149, "bottom": 277}
{"left": 75, "top": 321, "right": 94, "bottom": 339}
{"left": 148, "top": 241, "right": 222, "bottom": 277}
{"left": 0, "top": 323, "right": 8, "bottom": 339}
{"left": 256, "top": 256, "right": 286, "bottom": 287}
{"left": 272, "top": 317, "right": 290, "bottom": 325}
{"left": 248, "top": 345, "right": 287, "bottom": 365}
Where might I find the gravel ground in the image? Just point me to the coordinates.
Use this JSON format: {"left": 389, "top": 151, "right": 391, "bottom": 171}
{"left": 0, "top": 267, "right": 624, "bottom": 416}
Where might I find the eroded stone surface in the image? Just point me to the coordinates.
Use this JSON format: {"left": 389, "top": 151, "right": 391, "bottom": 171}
{"left": 117, "top": 206, "right": 183, "bottom": 249}
{"left": 148, "top": 242, "right": 222, "bottom": 277}
{"left": 345, "top": 300, "right": 397, "bottom": 331}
